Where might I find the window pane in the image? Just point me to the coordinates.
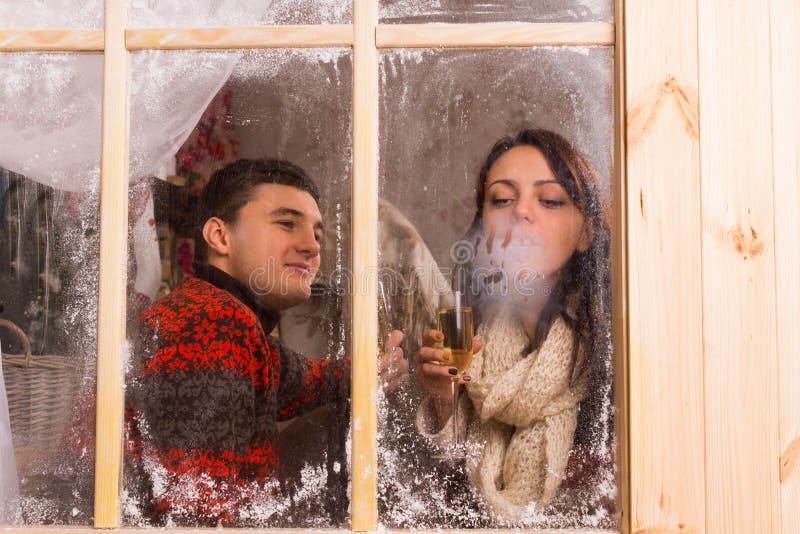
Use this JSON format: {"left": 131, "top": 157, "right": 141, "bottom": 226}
{"left": 380, "top": 0, "right": 612, "bottom": 23}
{"left": 377, "top": 47, "right": 617, "bottom": 530}
{"left": 123, "top": 48, "right": 352, "bottom": 528}
{"left": 128, "top": 0, "right": 351, "bottom": 27}
{"left": 0, "top": 53, "right": 101, "bottom": 525}
{"left": 0, "top": 1, "right": 102, "bottom": 28}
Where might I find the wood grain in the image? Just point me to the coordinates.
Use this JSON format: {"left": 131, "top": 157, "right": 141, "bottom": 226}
{"left": 351, "top": 1, "right": 379, "bottom": 531}
{"left": 125, "top": 25, "right": 353, "bottom": 50}
{"left": 770, "top": 0, "right": 800, "bottom": 532}
{"left": 625, "top": 0, "right": 705, "bottom": 533}
{"left": 0, "top": 29, "right": 103, "bottom": 51}
{"left": 376, "top": 22, "right": 614, "bottom": 48}
{"left": 699, "top": 0, "right": 780, "bottom": 532}
{"left": 613, "top": 0, "right": 630, "bottom": 532}
{"left": 93, "top": 0, "right": 129, "bottom": 529}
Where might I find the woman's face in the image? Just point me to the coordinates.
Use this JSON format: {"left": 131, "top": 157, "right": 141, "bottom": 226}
{"left": 480, "top": 145, "right": 590, "bottom": 282}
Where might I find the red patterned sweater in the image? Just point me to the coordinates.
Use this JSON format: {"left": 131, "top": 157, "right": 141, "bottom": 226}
{"left": 125, "top": 266, "right": 349, "bottom": 526}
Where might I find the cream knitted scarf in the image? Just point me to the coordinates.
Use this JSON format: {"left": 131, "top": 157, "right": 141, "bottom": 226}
{"left": 463, "top": 306, "right": 589, "bottom": 522}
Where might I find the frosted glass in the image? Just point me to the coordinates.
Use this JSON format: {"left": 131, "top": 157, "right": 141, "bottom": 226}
{"left": 0, "top": 53, "right": 101, "bottom": 523}
{"left": 123, "top": 48, "right": 352, "bottom": 529}
{"left": 128, "top": 0, "right": 351, "bottom": 27}
{"left": 0, "top": 1, "right": 102, "bottom": 28}
{"left": 377, "top": 47, "right": 617, "bottom": 530}
{"left": 380, "top": 0, "right": 612, "bottom": 23}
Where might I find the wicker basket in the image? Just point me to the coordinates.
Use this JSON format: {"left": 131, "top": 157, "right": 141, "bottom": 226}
{"left": 0, "top": 319, "right": 80, "bottom": 455}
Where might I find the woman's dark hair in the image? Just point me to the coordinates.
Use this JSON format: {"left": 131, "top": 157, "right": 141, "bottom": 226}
{"left": 194, "top": 158, "right": 320, "bottom": 264}
{"left": 464, "top": 128, "right": 612, "bottom": 447}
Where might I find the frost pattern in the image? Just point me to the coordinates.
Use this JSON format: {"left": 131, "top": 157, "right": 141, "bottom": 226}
{"left": 122, "top": 48, "right": 353, "bottom": 528}
{"left": 0, "top": 169, "right": 100, "bottom": 525}
{"left": 380, "top": 0, "right": 612, "bottom": 23}
{"left": 128, "top": 0, "right": 350, "bottom": 27}
{"left": 377, "top": 47, "right": 617, "bottom": 530}
{"left": 0, "top": 0, "right": 102, "bottom": 28}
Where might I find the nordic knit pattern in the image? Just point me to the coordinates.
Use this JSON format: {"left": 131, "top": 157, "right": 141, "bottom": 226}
{"left": 417, "top": 307, "right": 588, "bottom": 523}
{"left": 126, "top": 275, "right": 348, "bottom": 526}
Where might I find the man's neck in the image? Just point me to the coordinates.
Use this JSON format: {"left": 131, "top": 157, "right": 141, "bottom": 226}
{"left": 194, "top": 263, "right": 280, "bottom": 335}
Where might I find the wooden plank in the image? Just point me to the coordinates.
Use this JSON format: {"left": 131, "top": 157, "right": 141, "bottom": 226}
{"left": 93, "top": 0, "right": 129, "bottom": 528}
{"left": 125, "top": 25, "right": 353, "bottom": 50}
{"left": 624, "top": 0, "right": 705, "bottom": 532}
{"left": 376, "top": 22, "right": 614, "bottom": 48}
{"left": 351, "top": 1, "right": 379, "bottom": 532}
{"left": 612, "top": 1, "right": 630, "bottom": 532}
{"left": 770, "top": 0, "right": 800, "bottom": 532}
{"left": 0, "top": 29, "right": 103, "bottom": 51}
{"left": 698, "top": 0, "right": 780, "bottom": 532}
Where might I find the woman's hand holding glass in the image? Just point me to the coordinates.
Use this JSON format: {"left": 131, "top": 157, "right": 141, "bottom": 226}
{"left": 414, "top": 329, "right": 482, "bottom": 430}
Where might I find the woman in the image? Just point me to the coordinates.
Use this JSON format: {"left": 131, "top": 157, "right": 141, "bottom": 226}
{"left": 415, "top": 128, "right": 612, "bottom": 524}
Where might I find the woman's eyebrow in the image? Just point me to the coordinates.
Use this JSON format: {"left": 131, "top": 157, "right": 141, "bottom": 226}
{"left": 534, "top": 179, "right": 560, "bottom": 186}
{"left": 487, "top": 179, "right": 518, "bottom": 190}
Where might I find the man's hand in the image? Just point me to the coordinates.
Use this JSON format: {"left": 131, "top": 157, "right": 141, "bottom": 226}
{"left": 379, "top": 329, "right": 409, "bottom": 394}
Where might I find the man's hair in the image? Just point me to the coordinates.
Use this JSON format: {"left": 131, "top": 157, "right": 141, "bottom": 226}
{"left": 194, "top": 158, "right": 320, "bottom": 264}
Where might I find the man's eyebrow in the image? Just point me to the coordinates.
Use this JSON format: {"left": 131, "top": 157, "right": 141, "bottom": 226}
{"left": 270, "top": 207, "right": 324, "bottom": 232}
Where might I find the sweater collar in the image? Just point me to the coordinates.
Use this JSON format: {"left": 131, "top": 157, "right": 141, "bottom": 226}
{"left": 194, "top": 263, "right": 280, "bottom": 335}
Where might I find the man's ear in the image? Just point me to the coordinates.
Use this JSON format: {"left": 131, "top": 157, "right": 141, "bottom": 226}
{"left": 577, "top": 219, "right": 594, "bottom": 252}
{"left": 202, "top": 217, "right": 231, "bottom": 257}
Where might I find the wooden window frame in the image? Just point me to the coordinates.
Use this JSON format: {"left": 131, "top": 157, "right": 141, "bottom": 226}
{"left": 0, "top": 0, "right": 628, "bottom": 532}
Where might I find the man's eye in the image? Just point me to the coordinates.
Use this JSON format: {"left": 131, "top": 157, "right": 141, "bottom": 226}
{"left": 314, "top": 233, "right": 323, "bottom": 243}
{"left": 541, "top": 199, "right": 566, "bottom": 208}
{"left": 277, "top": 220, "right": 295, "bottom": 228}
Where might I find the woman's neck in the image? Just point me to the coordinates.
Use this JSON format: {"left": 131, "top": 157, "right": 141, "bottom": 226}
{"left": 515, "top": 293, "right": 550, "bottom": 342}
{"left": 511, "top": 274, "right": 560, "bottom": 342}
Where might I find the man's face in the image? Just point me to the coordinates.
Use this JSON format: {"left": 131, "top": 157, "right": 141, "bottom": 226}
{"left": 225, "top": 183, "right": 323, "bottom": 310}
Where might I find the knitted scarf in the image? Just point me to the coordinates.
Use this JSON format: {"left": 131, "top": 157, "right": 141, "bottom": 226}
{"left": 417, "top": 305, "right": 589, "bottom": 523}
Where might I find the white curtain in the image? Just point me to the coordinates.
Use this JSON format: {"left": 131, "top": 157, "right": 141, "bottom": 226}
{"left": 0, "top": 0, "right": 274, "bottom": 192}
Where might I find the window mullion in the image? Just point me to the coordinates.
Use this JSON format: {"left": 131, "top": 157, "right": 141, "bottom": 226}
{"left": 350, "top": 0, "right": 379, "bottom": 531}
{"left": 94, "top": 0, "right": 129, "bottom": 528}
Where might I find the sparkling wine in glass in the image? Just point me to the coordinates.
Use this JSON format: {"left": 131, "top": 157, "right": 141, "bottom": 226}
{"left": 435, "top": 294, "right": 473, "bottom": 458}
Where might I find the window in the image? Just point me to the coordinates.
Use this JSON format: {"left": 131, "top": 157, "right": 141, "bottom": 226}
{"left": 0, "top": 1, "right": 624, "bottom": 531}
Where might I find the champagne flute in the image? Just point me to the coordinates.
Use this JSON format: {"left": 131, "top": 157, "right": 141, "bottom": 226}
{"left": 434, "top": 292, "right": 473, "bottom": 458}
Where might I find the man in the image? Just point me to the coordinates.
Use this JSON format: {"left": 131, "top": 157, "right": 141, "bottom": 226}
{"left": 125, "top": 159, "right": 407, "bottom": 526}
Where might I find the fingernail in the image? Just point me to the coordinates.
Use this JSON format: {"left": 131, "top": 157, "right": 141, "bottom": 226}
{"left": 448, "top": 368, "right": 458, "bottom": 376}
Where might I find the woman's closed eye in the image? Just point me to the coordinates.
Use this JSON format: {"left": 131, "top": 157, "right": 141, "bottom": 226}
{"left": 540, "top": 198, "right": 566, "bottom": 208}
{"left": 491, "top": 197, "right": 514, "bottom": 207}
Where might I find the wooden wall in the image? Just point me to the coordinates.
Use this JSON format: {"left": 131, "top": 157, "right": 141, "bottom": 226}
{"left": 625, "top": 0, "right": 799, "bottom": 533}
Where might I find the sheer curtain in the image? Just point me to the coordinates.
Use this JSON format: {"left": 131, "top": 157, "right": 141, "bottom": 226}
{"left": 0, "top": 0, "right": 275, "bottom": 191}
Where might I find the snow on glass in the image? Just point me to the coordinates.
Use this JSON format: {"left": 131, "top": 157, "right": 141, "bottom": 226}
{"left": 0, "top": 0, "right": 102, "bottom": 28}
{"left": 122, "top": 48, "right": 352, "bottom": 528}
{"left": 376, "top": 47, "right": 618, "bottom": 530}
{"left": 128, "top": 0, "right": 350, "bottom": 27}
{"left": 380, "top": 0, "right": 612, "bottom": 24}
{"left": 0, "top": 53, "right": 101, "bottom": 524}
